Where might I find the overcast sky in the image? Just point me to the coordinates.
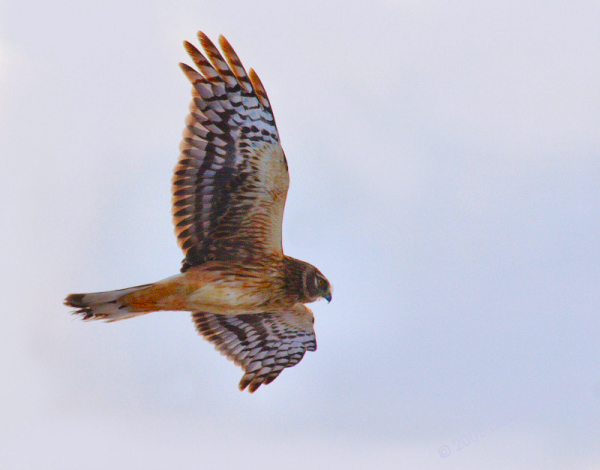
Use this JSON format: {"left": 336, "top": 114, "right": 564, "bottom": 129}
{"left": 1, "top": 0, "right": 599, "bottom": 468}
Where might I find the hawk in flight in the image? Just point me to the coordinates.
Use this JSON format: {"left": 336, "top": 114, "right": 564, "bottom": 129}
{"left": 65, "top": 31, "right": 331, "bottom": 393}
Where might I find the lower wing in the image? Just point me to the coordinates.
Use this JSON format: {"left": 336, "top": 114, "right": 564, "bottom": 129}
{"left": 192, "top": 304, "right": 316, "bottom": 392}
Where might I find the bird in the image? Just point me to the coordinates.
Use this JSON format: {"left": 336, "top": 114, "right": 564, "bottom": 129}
{"left": 65, "top": 31, "right": 332, "bottom": 393}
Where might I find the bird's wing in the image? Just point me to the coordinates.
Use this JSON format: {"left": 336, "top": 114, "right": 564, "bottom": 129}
{"left": 173, "top": 32, "right": 289, "bottom": 272}
{"left": 192, "top": 304, "right": 316, "bottom": 393}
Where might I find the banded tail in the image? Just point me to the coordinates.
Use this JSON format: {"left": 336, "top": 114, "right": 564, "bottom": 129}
{"left": 65, "top": 284, "right": 153, "bottom": 322}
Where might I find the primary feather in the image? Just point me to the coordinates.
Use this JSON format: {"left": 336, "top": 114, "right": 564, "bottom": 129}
{"left": 193, "top": 304, "right": 316, "bottom": 393}
{"left": 173, "top": 33, "right": 289, "bottom": 272}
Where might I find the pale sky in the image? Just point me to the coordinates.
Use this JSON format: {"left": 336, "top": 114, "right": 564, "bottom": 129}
{"left": 1, "top": 0, "right": 599, "bottom": 468}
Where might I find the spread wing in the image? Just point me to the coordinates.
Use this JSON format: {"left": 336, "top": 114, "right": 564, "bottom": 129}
{"left": 173, "top": 32, "right": 289, "bottom": 272}
{"left": 192, "top": 304, "right": 316, "bottom": 393}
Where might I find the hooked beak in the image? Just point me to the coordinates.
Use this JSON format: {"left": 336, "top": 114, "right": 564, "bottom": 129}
{"left": 324, "top": 293, "right": 332, "bottom": 303}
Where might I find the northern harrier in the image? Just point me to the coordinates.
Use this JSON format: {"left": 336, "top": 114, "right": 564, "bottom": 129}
{"left": 65, "top": 31, "right": 331, "bottom": 393}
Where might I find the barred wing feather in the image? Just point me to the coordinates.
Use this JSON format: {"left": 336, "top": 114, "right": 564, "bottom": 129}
{"left": 192, "top": 304, "right": 317, "bottom": 392}
{"left": 173, "top": 32, "right": 289, "bottom": 272}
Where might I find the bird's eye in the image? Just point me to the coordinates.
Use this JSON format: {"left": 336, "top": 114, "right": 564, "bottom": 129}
{"left": 315, "top": 275, "right": 326, "bottom": 290}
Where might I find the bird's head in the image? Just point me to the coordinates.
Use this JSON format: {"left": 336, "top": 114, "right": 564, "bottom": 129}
{"left": 303, "top": 266, "right": 332, "bottom": 303}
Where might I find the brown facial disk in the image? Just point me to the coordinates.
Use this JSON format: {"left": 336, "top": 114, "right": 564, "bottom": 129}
{"left": 281, "top": 257, "right": 331, "bottom": 304}
{"left": 304, "top": 267, "right": 332, "bottom": 303}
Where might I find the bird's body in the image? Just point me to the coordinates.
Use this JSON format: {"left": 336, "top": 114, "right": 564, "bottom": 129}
{"left": 65, "top": 31, "right": 331, "bottom": 393}
{"left": 69, "top": 256, "right": 321, "bottom": 316}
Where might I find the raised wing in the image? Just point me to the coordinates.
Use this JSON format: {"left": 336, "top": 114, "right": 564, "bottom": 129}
{"left": 192, "top": 304, "right": 316, "bottom": 393}
{"left": 173, "top": 32, "right": 289, "bottom": 272}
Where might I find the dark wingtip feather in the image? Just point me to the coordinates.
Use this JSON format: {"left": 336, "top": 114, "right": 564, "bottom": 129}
{"left": 179, "top": 62, "right": 198, "bottom": 80}
{"left": 197, "top": 30, "right": 216, "bottom": 53}
{"left": 183, "top": 40, "right": 196, "bottom": 53}
{"left": 248, "top": 381, "right": 262, "bottom": 393}
{"left": 239, "top": 375, "right": 264, "bottom": 393}
{"left": 238, "top": 375, "right": 268, "bottom": 393}
{"left": 238, "top": 377, "right": 250, "bottom": 392}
